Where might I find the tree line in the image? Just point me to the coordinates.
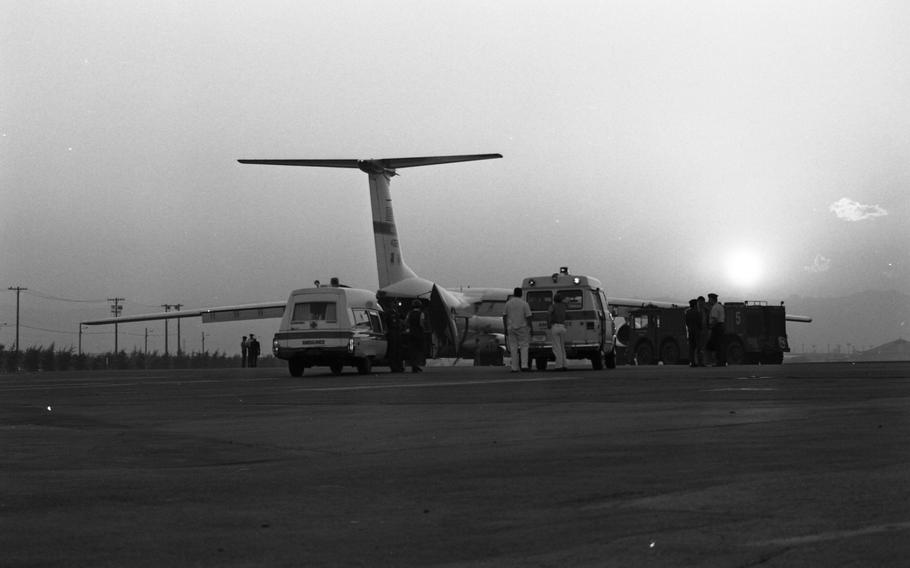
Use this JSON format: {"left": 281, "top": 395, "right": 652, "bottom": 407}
{"left": 0, "top": 343, "right": 281, "bottom": 373}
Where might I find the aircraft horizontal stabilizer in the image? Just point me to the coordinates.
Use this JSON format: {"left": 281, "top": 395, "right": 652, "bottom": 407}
{"left": 238, "top": 159, "right": 361, "bottom": 168}
{"left": 238, "top": 154, "right": 502, "bottom": 173}
{"left": 376, "top": 154, "right": 502, "bottom": 169}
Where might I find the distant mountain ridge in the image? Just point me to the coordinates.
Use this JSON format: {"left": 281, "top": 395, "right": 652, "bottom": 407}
{"left": 782, "top": 290, "right": 910, "bottom": 353}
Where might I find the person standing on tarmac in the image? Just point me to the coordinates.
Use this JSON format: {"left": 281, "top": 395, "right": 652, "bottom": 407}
{"left": 684, "top": 299, "right": 703, "bottom": 367}
{"left": 697, "top": 295, "right": 710, "bottom": 365}
{"left": 406, "top": 300, "right": 426, "bottom": 373}
{"left": 707, "top": 293, "right": 726, "bottom": 366}
{"left": 503, "top": 287, "right": 533, "bottom": 372}
{"left": 241, "top": 335, "right": 249, "bottom": 368}
{"left": 384, "top": 308, "right": 406, "bottom": 373}
{"left": 548, "top": 293, "right": 569, "bottom": 371}
{"left": 248, "top": 334, "right": 260, "bottom": 368}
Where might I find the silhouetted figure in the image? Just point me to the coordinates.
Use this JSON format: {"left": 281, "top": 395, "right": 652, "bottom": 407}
{"left": 248, "top": 334, "right": 261, "bottom": 367}
{"left": 241, "top": 335, "right": 249, "bottom": 368}
{"left": 385, "top": 309, "right": 406, "bottom": 372}
{"left": 406, "top": 300, "right": 426, "bottom": 372}
{"left": 696, "top": 295, "right": 709, "bottom": 365}
{"left": 685, "top": 299, "right": 703, "bottom": 367}
{"left": 707, "top": 293, "right": 726, "bottom": 366}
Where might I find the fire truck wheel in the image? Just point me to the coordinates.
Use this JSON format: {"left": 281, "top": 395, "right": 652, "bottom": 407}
{"left": 660, "top": 340, "right": 680, "bottom": 365}
{"left": 634, "top": 342, "right": 655, "bottom": 365}
{"left": 725, "top": 338, "right": 745, "bottom": 365}
{"left": 288, "top": 358, "right": 305, "bottom": 377}
{"left": 330, "top": 362, "right": 344, "bottom": 375}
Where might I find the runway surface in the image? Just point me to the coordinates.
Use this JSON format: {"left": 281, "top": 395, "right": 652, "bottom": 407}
{"left": 2, "top": 362, "right": 909, "bottom": 567}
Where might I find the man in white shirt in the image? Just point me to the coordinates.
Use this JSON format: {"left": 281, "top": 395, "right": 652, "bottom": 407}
{"left": 502, "top": 287, "right": 533, "bottom": 372}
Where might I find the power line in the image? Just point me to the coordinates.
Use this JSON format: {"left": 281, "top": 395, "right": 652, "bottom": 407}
{"left": 23, "top": 289, "right": 108, "bottom": 303}
{"left": 20, "top": 324, "right": 78, "bottom": 335}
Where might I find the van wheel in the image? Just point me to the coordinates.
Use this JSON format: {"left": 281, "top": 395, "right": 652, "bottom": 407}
{"left": 329, "top": 362, "right": 344, "bottom": 375}
{"left": 356, "top": 357, "right": 372, "bottom": 375}
{"left": 591, "top": 351, "right": 604, "bottom": 370}
{"left": 604, "top": 347, "right": 617, "bottom": 369}
{"left": 288, "top": 358, "right": 305, "bottom": 377}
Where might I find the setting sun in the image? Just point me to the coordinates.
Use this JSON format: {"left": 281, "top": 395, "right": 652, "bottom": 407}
{"left": 725, "top": 249, "right": 764, "bottom": 288}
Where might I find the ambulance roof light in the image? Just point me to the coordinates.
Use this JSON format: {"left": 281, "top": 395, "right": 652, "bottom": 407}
{"left": 573, "top": 277, "right": 581, "bottom": 285}
{"left": 528, "top": 279, "right": 536, "bottom": 287}
{"left": 559, "top": 266, "right": 569, "bottom": 275}
{"left": 551, "top": 273, "right": 559, "bottom": 283}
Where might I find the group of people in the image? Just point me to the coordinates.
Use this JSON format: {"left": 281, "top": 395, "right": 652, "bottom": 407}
{"left": 240, "top": 334, "right": 261, "bottom": 368}
{"left": 502, "top": 286, "right": 571, "bottom": 372}
{"left": 503, "top": 287, "right": 574, "bottom": 372}
{"left": 684, "top": 293, "right": 726, "bottom": 367}
{"left": 503, "top": 287, "right": 730, "bottom": 371}
{"left": 386, "top": 299, "right": 431, "bottom": 373}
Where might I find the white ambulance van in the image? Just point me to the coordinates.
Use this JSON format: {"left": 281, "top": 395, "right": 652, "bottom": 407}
{"left": 521, "top": 269, "right": 617, "bottom": 370}
{"left": 272, "top": 286, "right": 398, "bottom": 377}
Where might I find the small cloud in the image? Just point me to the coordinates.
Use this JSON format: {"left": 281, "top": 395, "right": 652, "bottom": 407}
{"left": 829, "top": 198, "right": 888, "bottom": 222}
{"left": 804, "top": 254, "right": 831, "bottom": 273}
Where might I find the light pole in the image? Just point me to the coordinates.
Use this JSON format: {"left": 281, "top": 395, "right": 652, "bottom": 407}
{"left": 160, "top": 304, "right": 171, "bottom": 355}
{"left": 8, "top": 286, "right": 27, "bottom": 358}
{"left": 174, "top": 304, "right": 183, "bottom": 356}
{"left": 108, "top": 298, "right": 124, "bottom": 354}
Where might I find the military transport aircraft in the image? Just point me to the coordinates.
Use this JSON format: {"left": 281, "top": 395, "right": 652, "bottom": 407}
{"left": 83, "top": 153, "right": 810, "bottom": 358}
{"left": 237, "top": 154, "right": 511, "bottom": 357}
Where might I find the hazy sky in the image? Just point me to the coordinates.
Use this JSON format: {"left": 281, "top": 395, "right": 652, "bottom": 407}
{"left": 3, "top": 0, "right": 908, "bottom": 355}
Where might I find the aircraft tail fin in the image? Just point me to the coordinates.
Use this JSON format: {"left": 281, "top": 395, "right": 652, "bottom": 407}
{"left": 239, "top": 153, "right": 502, "bottom": 289}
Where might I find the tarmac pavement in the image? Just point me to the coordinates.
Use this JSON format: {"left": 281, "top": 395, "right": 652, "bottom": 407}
{"left": 2, "top": 361, "right": 909, "bottom": 567}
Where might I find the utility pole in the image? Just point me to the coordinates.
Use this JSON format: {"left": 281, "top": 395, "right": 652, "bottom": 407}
{"left": 173, "top": 303, "right": 183, "bottom": 356}
{"left": 161, "top": 304, "right": 172, "bottom": 355}
{"left": 108, "top": 298, "right": 124, "bottom": 354}
{"left": 7, "top": 286, "right": 27, "bottom": 360}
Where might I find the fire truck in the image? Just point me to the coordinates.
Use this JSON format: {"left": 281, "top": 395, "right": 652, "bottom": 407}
{"left": 616, "top": 301, "right": 791, "bottom": 365}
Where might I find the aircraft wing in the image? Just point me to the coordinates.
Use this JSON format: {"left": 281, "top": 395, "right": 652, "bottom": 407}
{"left": 81, "top": 301, "right": 287, "bottom": 326}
